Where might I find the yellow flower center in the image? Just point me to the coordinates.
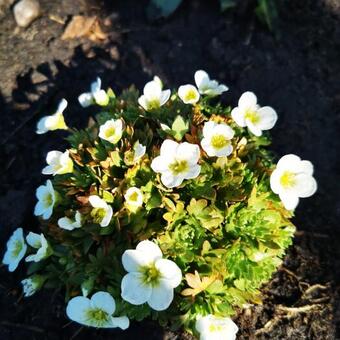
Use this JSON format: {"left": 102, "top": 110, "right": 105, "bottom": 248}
{"left": 209, "top": 324, "right": 224, "bottom": 332}
{"left": 184, "top": 89, "right": 197, "bottom": 102}
{"left": 140, "top": 264, "right": 161, "bottom": 286}
{"left": 147, "top": 98, "right": 160, "bottom": 110}
{"left": 86, "top": 308, "right": 109, "bottom": 326}
{"left": 104, "top": 127, "right": 116, "bottom": 138}
{"left": 129, "top": 192, "right": 139, "bottom": 202}
{"left": 244, "top": 109, "right": 260, "bottom": 124}
{"left": 91, "top": 208, "right": 106, "bottom": 224}
{"left": 211, "top": 135, "right": 229, "bottom": 149}
{"left": 169, "top": 160, "right": 189, "bottom": 175}
{"left": 280, "top": 171, "right": 296, "bottom": 188}
{"left": 43, "top": 193, "right": 53, "bottom": 206}
{"left": 12, "top": 240, "right": 23, "bottom": 258}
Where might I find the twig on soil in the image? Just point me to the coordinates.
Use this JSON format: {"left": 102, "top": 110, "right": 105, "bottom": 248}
{"left": 277, "top": 304, "right": 322, "bottom": 315}
{"left": 279, "top": 266, "right": 300, "bottom": 281}
{"left": 0, "top": 321, "right": 45, "bottom": 333}
{"left": 304, "top": 283, "right": 329, "bottom": 296}
{"left": 294, "top": 230, "right": 330, "bottom": 238}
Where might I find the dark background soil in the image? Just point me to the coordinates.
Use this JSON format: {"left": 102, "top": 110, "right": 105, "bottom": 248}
{"left": 0, "top": 0, "right": 339, "bottom": 339}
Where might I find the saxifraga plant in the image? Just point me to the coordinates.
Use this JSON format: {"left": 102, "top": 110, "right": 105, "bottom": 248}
{"left": 3, "top": 71, "right": 317, "bottom": 339}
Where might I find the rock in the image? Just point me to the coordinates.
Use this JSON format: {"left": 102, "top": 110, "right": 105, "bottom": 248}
{"left": 13, "top": 0, "right": 40, "bottom": 28}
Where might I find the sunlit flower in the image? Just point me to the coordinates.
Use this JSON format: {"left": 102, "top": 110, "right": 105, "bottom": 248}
{"left": 58, "top": 211, "right": 82, "bottom": 231}
{"left": 2, "top": 228, "right": 27, "bottom": 272}
{"left": 21, "top": 274, "right": 45, "bottom": 297}
{"left": 121, "top": 240, "right": 182, "bottom": 311}
{"left": 201, "top": 121, "right": 235, "bottom": 157}
{"left": 89, "top": 195, "right": 113, "bottom": 227}
{"left": 151, "top": 139, "right": 201, "bottom": 188}
{"left": 25, "top": 232, "right": 52, "bottom": 262}
{"left": 34, "top": 180, "right": 56, "bottom": 220}
{"left": 270, "top": 154, "right": 317, "bottom": 210}
{"left": 231, "top": 91, "right": 278, "bottom": 136}
{"left": 42, "top": 150, "right": 73, "bottom": 176}
{"left": 36, "top": 99, "right": 68, "bottom": 134}
{"left": 78, "top": 77, "right": 109, "bottom": 107}
{"left": 196, "top": 315, "right": 239, "bottom": 340}
{"left": 138, "top": 76, "right": 171, "bottom": 111}
{"left": 98, "top": 119, "right": 123, "bottom": 144}
{"left": 194, "top": 70, "right": 228, "bottom": 97}
{"left": 66, "top": 291, "right": 129, "bottom": 329}
{"left": 124, "top": 187, "right": 143, "bottom": 212}
{"left": 133, "top": 140, "right": 146, "bottom": 162}
{"left": 178, "top": 84, "right": 200, "bottom": 104}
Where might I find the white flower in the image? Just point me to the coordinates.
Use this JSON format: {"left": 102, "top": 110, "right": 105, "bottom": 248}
{"left": 66, "top": 291, "right": 129, "bottom": 329}
{"left": 124, "top": 187, "right": 143, "bottom": 212}
{"left": 58, "top": 211, "right": 82, "bottom": 231}
{"left": 36, "top": 99, "right": 68, "bottom": 134}
{"left": 98, "top": 119, "right": 123, "bottom": 144}
{"left": 194, "top": 70, "right": 228, "bottom": 97}
{"left": 178, "top": 84, "right": 200, "bottom": 104}
{"left": 196, "top": 315, "right": 239, "bottom": 340}
{"left": 270, "top": 154, "right": 317, "bottom": 210}
{"left": 21, "top": 275, "right": 45, "bottom": 297}
{"left": 34, "top": 180, "right": 56, "bottom": 220}
{"left": 151, "top": 139, "right": 201, "bottom": 188}
{"left": 133, "top": 140, "right": 146, "bottom": 162}
{"left": 201, "top": 121, "right": 235, "bottom": 157}
{"left": 42, "top": 150, "right": 73, "bottom": 176}
{"left": 138, "top": 76, "right": 171, "bottom": 111}
{"left": 121, "top": 240, "right": 182, "bottom": 311}
{"left": 89, "top": 195, "right": 113, "bottom": 227}
{"left": 231, "top": 91, "right": 278, "bottom": 137}
{"left": 25, "top": 232, "right": 52, "bottom": 262}
{"left": 2, "top": 228, "right": 27, "bottom": 272}
{"left": 78, "top": 77, "right": 109, "bottom": 107}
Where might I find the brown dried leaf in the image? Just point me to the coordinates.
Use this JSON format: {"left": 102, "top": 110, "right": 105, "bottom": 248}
{"left": 61, "top": 15, "right": 107, "bottom": 42}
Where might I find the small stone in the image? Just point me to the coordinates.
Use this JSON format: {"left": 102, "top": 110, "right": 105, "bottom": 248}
{"left": 13, "top": 0, "right": 40, "bottom": 28}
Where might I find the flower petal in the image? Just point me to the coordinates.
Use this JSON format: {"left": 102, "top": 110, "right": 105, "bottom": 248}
{"left": 294, "top": 174, "right": 317, "bottom": 198}
{"left": 66, "top": 296, "right": 91, "bottom": 324}
{"left": 160, "top": 89, "right": 171, "bottom": 106}
{"left": 151, "top": 156, "right": 169, "bottom": 173}
{"left": 202, "top": 121, "right": 217, "bottom": 138}
{"left": 184, "top": 164, "right": 201, "bottom": 179}
{"left": 122, "top": 249, "right": 150, "bottom": 272}
{"left": 276, "top": 154, "right": 301, "bottom": 170}
{"left": 147, "top": 280, "right": 173, "bottom": 311}
{"left": 90, "top": 291, "right": 116, "bottom": 315}
{"left": 160, "top": 139, "right": 179, "bottom": 158}
{"left": 238, "top": 91, "right": 257, "bottom": 109}
{"left": 89, "top": 195, "right": 106, "bottom": 208}
{"left": 161, "top": 172, "right": 184, "bottom": 188}
{"left": 91, "top": 77, "right": 102, "bottom": 94}
{"left": 215, "top": 145, "right": 233, "bottom": 157}
{"left": 298, "top": 160, "right": 314, "bottom": 175}
{"left": 111, "top": 316, "right": 130, "bottom": 330}
{"left": 279, "top": 192, "right": 299, "bottom": 210}
{"left": 231, "top": 107, "right": 246, "bottom": 127}
{"left": 26, "top": 232, "right": 41, "bottom": 248}
{"left": 155, "top": 258, "right": 182, "bottom": 288}
{"left": 78, "top": 92, "right": 93, "bottom": 108}
{"left": 136, "top": 240, "right": 163, "bottom": 262}
{"left": 257, "top": 106, "right": 278, "bottom": 130}
{"left": 194, "top": 70, "right": 210, "bottom": 90}
{"left": 176, "top": 142, "right": 200, "bottom": 164}
{"left": 121, "top": 272, "right": 151, "bottom": 305}
{"left": 57, "top": 99, "right": 68, "bottom": 113}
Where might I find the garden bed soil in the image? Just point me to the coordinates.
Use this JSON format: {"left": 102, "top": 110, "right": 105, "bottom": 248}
{"left": 0, "top": 0, "right": 339, "bottom": 339}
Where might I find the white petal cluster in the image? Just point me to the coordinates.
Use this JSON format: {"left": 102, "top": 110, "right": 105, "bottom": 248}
{"left": 36, "top": 99, "right": 68, "bottom": 134}
{"left": 34, "top": 180, "right": 56, "bottom": 220}
{"left": 21, "top": 275, "right": 45, "bottom": 297}
{"left": 138, "top": 76, "right": 171, "bottom": 111}
{"left": 194, "top": 70, "right": 228, "bottom": 97}
{"left": 2, "top": 228, "right": 27, "bottom": 272}
{"left": 78, "top": 77, "right": 109, "bottom": 107}
{"left": 98, "top": 119, "right": 123, "bottom": 144}
{"left": 121, "top": 240, "right": 182, "bottom": 311}
{"left": 151, "top": 140, "right": 201, "bottom": 188}
{"left": 178, "top": 84, "right": 200, "bottom": 104}
{"left": 201, "top": 121, "right": 235, "bottom": 157}
{"left": 196, "top": 315, "right": 239, "bottom": 340}
{"left": 124, "top": 187, "right": 143, "bottom": 213}
{"left": 42, "top": 150, "right": 73, "bottom": 176}
{"left": 89, "top": 195, "right": 113, "bottom": 227}
{"left": 25, "top": 232, "right": 51, "bottom": 262}
{"left": 231, "top": 91, "right": 277, "bottom": 136}
{"left": 58, "top": 211, "right": 82, "bottom": 231}
{"left": 66, "top": 291, "right": 129, "bottom": 329}
{"left": 133, "top": 140, "right": 146, "bottom": 162}
{"left": 270, "top": 154, "right": 317, "bottom": 210}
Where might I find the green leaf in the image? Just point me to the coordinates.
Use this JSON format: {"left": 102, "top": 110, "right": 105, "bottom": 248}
{"left": 255, "top": 0, "right": 278, "bottom": 32}
{"left": 147, "top": 0, "right": 182, "bottom": 20}
{"left": 171, "top": 115, "right": 189, "bottom": 141}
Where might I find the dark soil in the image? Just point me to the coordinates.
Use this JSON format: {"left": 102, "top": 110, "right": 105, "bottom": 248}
{"left": 0, "top": 0, "right": 339, "bottom": 339}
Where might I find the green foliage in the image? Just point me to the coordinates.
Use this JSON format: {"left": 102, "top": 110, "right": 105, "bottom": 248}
{"left": 147, "top": 0, "right": 182, "bottom": 20}
{"left": 31, "top": 82, "right": 295, "bottom": 335}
